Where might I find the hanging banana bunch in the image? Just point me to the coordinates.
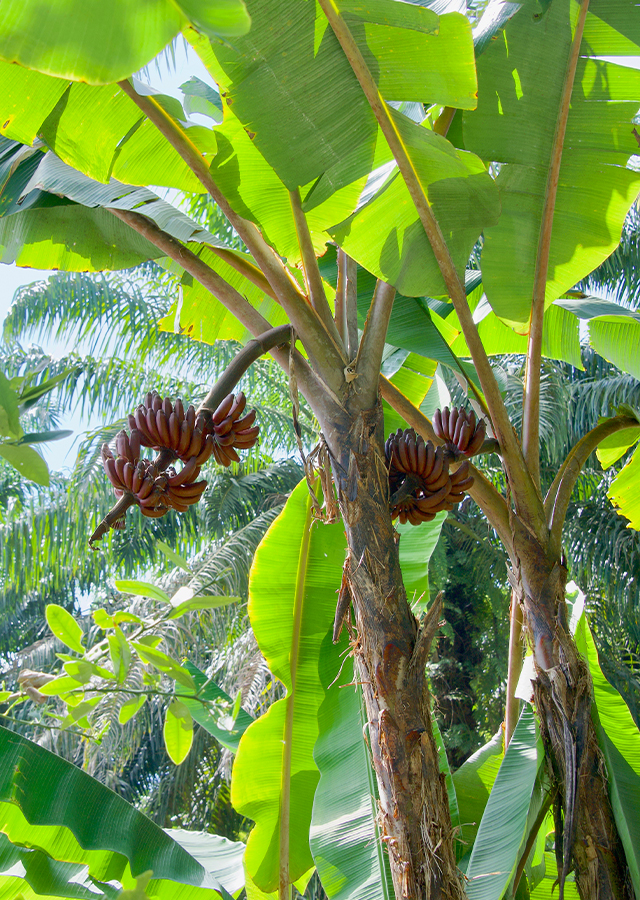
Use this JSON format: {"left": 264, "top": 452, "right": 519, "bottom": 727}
{"left": 89, "top": 325, "right": 291, "bottom": 547}
{"left": 386, "top": 406, "right": 487, "bottom": 526}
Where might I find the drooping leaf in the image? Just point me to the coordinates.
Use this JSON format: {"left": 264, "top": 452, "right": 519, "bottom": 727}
{"left": 178, "top": 661, "right": 255, "bottom": 754}
{"left": 528, "top": 851, "right": 579, "bottom": 899}
{"left": 310, "top": 631, "right": 394, "bottom": 900}
{"left": 196, "top": 0, "right": 477, "bottom": 192}
{"left": 0, "top": 441, "right": 49, "bottom": 485}
{"left": 45, "top": 603, "right": 85, "bottom": 654}
{"left": 131, "top": 642, "right": 196, "bottom": 690}
{"left": 452, "top": 729, "right": 504, "bottom": 856}
{"left": 166, "top": 830, "right": 246, "bottom": 898}
{"left": 589, "top": 316, "right": 640, "bottom": 380}
{"left": 115, "top": 579, "right": 171, "bottom": 605}
{"left": 397, "top": 512, "right": 447, "bottom": 615}
{"left": 330, "top": 109, "right": 499, "bottom": 298}
{"left": 0, "top": 726, "right": 233, "bottom": 899}
{"left": 0, "top": 0, "right": 249, "bottom": 85}
{"left": 119, "top": 695, "right": 147, "bottom": 725}
{"left": 231, "top": 480, "right": 346, "bottom": 892}
{"left": 109, "top": 626, "right": 132, "bottom": 684}
{"left": 465, "top": 706, "right": 541, "bottom": 900}
{"left": 166, "top": 589, "right": 239, "bottom": 619}
{"left": 0, "top": 371, "right": 21, "bottom": 439}
{"left": 596, "top": 424, "right": 640, "bottom": 469}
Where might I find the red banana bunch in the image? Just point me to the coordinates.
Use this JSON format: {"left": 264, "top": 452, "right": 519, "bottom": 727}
{"left": 128, "top": 391, "right": 259, "bottom": 467}
{"left": 433, "top": 406, "right": 486, "bottom": 457}
{"left": 385, "top": 428, "right": 474, "bottom": 526}
{"left": 101, "top": 432, "right": 206, "bottom": 518}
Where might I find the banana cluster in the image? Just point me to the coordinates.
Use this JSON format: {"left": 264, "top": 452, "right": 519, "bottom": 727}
{"left": 128, "top": 391, "right": 259, "bottom": 467}
{"left": 101, "top": 430, "right": 207, "bottom": 518}
{"left": 385, "top": 428, "right": 474, "bottom": 526}
{"left": 433, "top": 406, "right": 486, "bottom": 457}
{"left": 101, "top": 391, "right": 260, "bottom": 521}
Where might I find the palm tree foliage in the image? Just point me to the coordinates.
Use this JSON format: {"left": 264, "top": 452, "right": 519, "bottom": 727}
{"left": 0, "top": 267, "right": 313, "bottom": 655}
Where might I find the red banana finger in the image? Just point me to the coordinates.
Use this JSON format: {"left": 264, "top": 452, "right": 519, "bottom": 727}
{"left": 212, "top": 393, "right": 234, "bottom": 424}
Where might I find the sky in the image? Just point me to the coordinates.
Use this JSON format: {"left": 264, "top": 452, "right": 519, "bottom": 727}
{"left": 1, "top": 42, "right": 211, "bottom": 472}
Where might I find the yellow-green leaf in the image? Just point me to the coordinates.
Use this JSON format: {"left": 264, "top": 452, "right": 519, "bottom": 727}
{"left": 45, "top": 604, "right": 85, "bottom": 654}
{"left": 118, "top": 695, "right": 147, "bottom": 725}
{"left": 164, "top": 699, "right": 194, "bottom": 765}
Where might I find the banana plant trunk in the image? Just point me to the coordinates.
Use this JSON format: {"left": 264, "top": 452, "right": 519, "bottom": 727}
{"left": 512, "top": 523, "right": 632, "bottom": 900}
{"left": 325, "top": 402, "right": 465, "bottom": 900}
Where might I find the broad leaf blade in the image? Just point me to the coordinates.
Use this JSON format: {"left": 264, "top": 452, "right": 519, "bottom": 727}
{"left": 607, "top": 442, "right": 640, "bottom": 530}
{"left": 310, "top": 632, "right": 393, "bottom": 900}
{"left": 465, "top": 707, "right": 540, "bottom": 899}
{"left": 574, "top": 605, "right": 640, "bottom": 896}
{"left": 179, "top": 661, "right": 254, "bottom": 754}
{"left": 330, "top": 110, "right": 499, "bottom": 298}
{"left": 0, "top": 726, "right": 232, "bottom": 899}
{"left": 0, "top": 0, "right": 249, "bottom": 84}
{"left": 231, "top": 479, "right": 346, "bottom": 892}
{"left": 464, "top": 0, "right": 640, "bottom": 328}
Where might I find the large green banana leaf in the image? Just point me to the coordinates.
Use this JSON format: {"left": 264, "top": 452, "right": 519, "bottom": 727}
{"left": 196, "top": 0, "right": 477, "bottom": 192}
{"left": 0, "top": 726, "right": 233, "bottom": 900}
{"left": 230, "top": 480, "right": 347, "bottom": 893}
{"left": 573, "top": 600, "right": 640, "bottom": 896}
{"left": 328, "top": 110, "right": 500, "bottom": 298}
{"left": 607, "top": 443, "right": 640, "bottom": 530}
{"left": 529, "top": 852, "right": 579, "bottom": 899}
{"left": 589, "top": 316, "right": 640, "bottom": 381}
{"left": 310, "top": 634, "right": 394, "bottom": 900}
{"left": 0, "top": 66, "right": 215, "bottom": 191}
{"left": 464, "top": 0, "right": 640, "bottom": 330}
{"left": 0, "top": 0, "right": 249, "bottom": 85}
{"left": 452, "top": 729, "right": 504, "bottom": 857}
{"left": 0, "top": 139, "right": 222, "bottom": 271}
{"left": 464, "top": 707, "right": 541, "bottom": 900}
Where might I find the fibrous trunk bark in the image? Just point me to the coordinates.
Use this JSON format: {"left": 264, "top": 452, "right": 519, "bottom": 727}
{"left": 513, "top": 524, "right": 632, "bottom": 900}
{"left": 328, "top": 402, "right": 465, "bottom": 900}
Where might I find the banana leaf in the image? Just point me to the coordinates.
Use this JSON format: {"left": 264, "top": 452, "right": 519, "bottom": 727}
{"left": 573, "top": 600, "right": 640, "bottom": 897}
{"left": 465, "top": 706, "right": 541, "bottom": 900}
{"left": 230, "top": 479, "right": 347, "bottom": 892}
{"left": 0, "top": 726, "right": 233, "bottom": 900}
{"left": 310, "top": 633, "right": 394, "bottom": 900}
{"left": 464, "top": 0, "right": 640, "bottom": 329}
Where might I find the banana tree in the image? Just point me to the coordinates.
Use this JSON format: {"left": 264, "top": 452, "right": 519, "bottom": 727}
{"left": 1, "top": 0, "right": 640, "bottom": 898}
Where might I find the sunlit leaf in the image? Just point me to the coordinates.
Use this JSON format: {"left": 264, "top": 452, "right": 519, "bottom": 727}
{"left": 164, "top": 699, "right": 194, "bottom": 765}
{"left": 115, "top": 579, "right": 171, "bottom": 604}
{"left": 118, "top": 694, "right": 147, "bottom": 725}
{"left": 45, "top": 604, "right": 85, "bottom": 654}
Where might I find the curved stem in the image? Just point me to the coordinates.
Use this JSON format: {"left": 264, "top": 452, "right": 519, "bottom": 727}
{"left": 289, "top": 188, "right": 346, "bottom": 355}
{"left": 89, "top": 493, "right": 136, "bottom": 547}
{"left": 198, "top": 325, "right": 292, "bottom": 415}
{"left": 107, "top": 207, "right": 333, "bottom": 422}
{"left": 356, "top": 280, "right": 396, "bottom": 409}
{"left": 117, "top": 79, "right": 347, "bottom": 395}
{"left": 318, "top": 0, "right": 546, "bottom": 542}
{"left": 522, "top": 0, "right": 589, "bottom": 489}
{"left": 208, "top": 246, "right": 277, "bottom": 300}
{"left": 546, "top": 415, "right": 639, "bottom": 558}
